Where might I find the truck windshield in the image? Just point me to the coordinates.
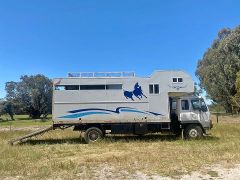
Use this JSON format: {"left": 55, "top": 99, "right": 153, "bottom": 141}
{"left": 191, "top": 99, "right": 208, "bottom": 112}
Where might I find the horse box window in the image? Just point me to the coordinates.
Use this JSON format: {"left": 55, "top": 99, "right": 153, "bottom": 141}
{"left": 173, "top": 77, "right": 183, "bottom": 83}
{"left": 149, "top": 85, "right": 154, "bottom": 94}
{"left": 55, "top": 84, "right": 122, "bottom": 91}
{"left": 178, "top": 78, "right": 183, "bottom": 82}
{"left": 55, "top": 85, "right": 79, "bottom": 90}
{"left": 149, "top": 84, "right": 159, "bottom": 94}
{"left": 80, "top": 84, "right": 122, "bottom": 90}
{"left": 173, "top": 78, "right": 177, "bottom": 83}
{"left": 106, "top": 84, "right": 122, "bottom": 90}
{"left": 80, "top": 85, "right": 105, "bottom": 90}
{"left": 154, "top": 84, "right": 159, "bottom": 94}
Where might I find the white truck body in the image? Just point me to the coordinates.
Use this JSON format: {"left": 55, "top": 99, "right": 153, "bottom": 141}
{"left": 52, "top": 70, "right": 212, "bottom": 141}
{"left": 53, "top": 71, "right": 194, "bottom": 123}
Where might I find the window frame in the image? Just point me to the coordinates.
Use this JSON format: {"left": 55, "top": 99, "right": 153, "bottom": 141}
{"left": 55, "top": 84, "right": 123, "bottom": 91}
{"left": 55, "top": 85, "right": 80, "bottom": 91}
{"left": 149, "top": 84, "right": 160, "bottom": 94}
{"left": 172, "top": 78, "right": 178, "bottom": 83}
{"left": 181, "top": 99, "right": 189, "bottom": 111}
{"left": 149, "top": 84, "right": 154, "bottom": 94}
{"left": 106, "top": 84, "right": 122, "bottom": 90}
{"left": 178, "top": 78, "right": 183, "bottom": 83}
{"left": 80, "top": 85, "right": 106, "bottom": 90}
{"left": 172, "top": 77, "right": 183, "bottom": 83}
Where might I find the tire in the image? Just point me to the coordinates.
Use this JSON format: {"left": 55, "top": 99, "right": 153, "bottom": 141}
{"left": 183, "top": 125, "right": 203, "bottom": 139}
{"left": 83, "top": 127, "right": 103, "bottom": 143}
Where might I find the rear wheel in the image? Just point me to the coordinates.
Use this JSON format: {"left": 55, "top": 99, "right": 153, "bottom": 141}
{"left": 183, "top": 125, "right": 203, "bottom": 139}
{"left": 83, "top": 127, "right": 103, "bottom": 143}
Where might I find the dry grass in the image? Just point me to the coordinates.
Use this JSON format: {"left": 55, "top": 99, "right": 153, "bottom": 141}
{"left": 211, "top": 113, "right": 240, "bottom": 124}
{"left": 0, "top": 115, "right": 240, "bottom": 179}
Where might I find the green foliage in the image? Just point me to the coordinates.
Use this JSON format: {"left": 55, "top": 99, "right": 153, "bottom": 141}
{"left": 0, "top": 100, "right": 14, "bottom": 120}
{"left": 5, "top": 74, "right": 52, "bottom": 119}
{"left": 194, "top": 83, "right": 203, "bottom": 96}
{"left": 208, "top": 103, "right": 225, "bottom": 113}
{"left": 236, "top": 71, "right": 240, "bottom": 94}
{"left": 196, "top": 26, "right": 240, "bottom": 113}
{"left": 233, "top": 71, "right": 240, "bottom": 111}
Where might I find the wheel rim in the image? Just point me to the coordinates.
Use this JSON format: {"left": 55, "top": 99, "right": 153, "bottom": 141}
{"left": 88, "top": 130, "right": 99, "bottom": 141}
{"left": 189, "top": 129, "right": 198, "bottom": 138}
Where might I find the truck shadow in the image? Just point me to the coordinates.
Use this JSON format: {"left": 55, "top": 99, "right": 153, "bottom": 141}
{"left": 23, "top": 138, "right": 83, "bottom": 145}
{"left": 105, "top": 134, "right": 178, "bottom": 142}
{"left": 20, "top": 134, "right": 219, "bottom": 145}
{"left": 104, "top": 134, "right": 219, "bottom": 142}
{"left": 21, "top": 135, "right": 176, "bottom": 145}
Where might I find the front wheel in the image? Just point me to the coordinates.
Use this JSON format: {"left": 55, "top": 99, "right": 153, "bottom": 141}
{"left": 183, "top": 125, "right": 203, "bottom": 139}
{"left": 83, "top": 127, "right": 103, "bottom": 143}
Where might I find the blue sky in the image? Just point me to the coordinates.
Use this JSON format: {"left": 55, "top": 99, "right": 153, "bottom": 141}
{"left": 0, "top": 0, "right": 240, "bottom": 98}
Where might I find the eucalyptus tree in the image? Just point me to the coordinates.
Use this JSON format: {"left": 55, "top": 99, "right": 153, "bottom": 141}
{"left": 196, "top": 26, "right": 240, "bottom": 112}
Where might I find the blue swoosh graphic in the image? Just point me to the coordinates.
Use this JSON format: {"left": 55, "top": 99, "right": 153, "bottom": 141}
{"left": 146, "top": 111, "right": 162, "bottom": 116}
{"left": 58, "top": 107, "right": 163, "bottom": 119}
{"left": 68, "top": 107, "right": 136, "bottom": 114}
{"left": 120, "top": 109, "right": 148, "bottom": 114}
{"left": 59, "top": 111, "right": 111, "bottom": 118}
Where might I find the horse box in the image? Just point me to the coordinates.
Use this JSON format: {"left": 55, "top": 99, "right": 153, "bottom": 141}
{"left": 52, "top": 70, "right": 194, "bottom": 125}
{"left": 10, "top": 70, "right": 210, "bottom": 144}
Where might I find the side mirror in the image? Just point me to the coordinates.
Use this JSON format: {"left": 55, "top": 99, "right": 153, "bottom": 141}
{"left": 194, "top": 105, "right": 201, "bottom": 111}
{"left": 200, "top": 106, "right": 207, "bottom": 112}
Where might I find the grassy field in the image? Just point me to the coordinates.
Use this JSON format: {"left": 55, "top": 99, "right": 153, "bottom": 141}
{"left": 0, "top": 115, "right": 240, "bottom": 179}
{"left": 0, "top": 115, "right": 52, "bottom": 127}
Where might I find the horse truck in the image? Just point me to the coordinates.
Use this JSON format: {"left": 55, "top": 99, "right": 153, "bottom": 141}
{"left": 51, "top": 70, "right": 212, "bottom": 143}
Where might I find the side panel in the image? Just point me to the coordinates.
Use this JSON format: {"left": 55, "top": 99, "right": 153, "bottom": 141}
{"left": 53, "top": 70, "right": 194, "bottom": 125}
{"left": 53, "top": 77, "right": 168, "bottom": 124}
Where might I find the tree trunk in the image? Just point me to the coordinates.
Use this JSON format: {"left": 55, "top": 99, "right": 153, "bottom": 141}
{"left": 29, "top": 109, "right": 41, "bottom": 119}
{"left": 224, "top": 103, "right": 233, "bottom": 113}
{"left": 9, "top": 113, "right": 14, "bottom": 120}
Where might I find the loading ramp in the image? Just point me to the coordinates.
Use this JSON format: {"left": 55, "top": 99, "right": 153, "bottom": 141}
{"left": 9, "top": 125, "right": 53, "bottom": 145}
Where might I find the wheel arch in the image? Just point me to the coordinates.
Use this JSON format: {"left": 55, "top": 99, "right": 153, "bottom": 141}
{"left": 180, "top": 121, "right": 205, "bottom": 133}
{"left": 74, "top": 123, "right": 105, "bottom": 132}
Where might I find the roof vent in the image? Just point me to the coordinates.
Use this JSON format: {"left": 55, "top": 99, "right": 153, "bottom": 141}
{"left": 68, "top": 72, "right": 135, "bottom": 78}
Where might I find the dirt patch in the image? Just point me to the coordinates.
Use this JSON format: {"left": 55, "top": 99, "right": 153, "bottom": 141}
{"left": 80, "top": 163, "right": 240, "bottom": 179}
{"left": 95, "top": 163, "right": 240, "bottom": 180}
{"left": 181, "top": 164, "right": 240, "bottom": 180}
{"left": 54, "top": 163, "right": 240, "bottom": 179}
{"left": 0, "top": 126, "right": 49, "bottom": 132}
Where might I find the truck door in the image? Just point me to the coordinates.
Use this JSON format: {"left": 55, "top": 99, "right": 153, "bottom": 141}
{"left": 191, "top": 99, "right": 210, "bottom": 122}
{"left": 179, "top": 99, "right": 192, "bottom": 121}
{"left": 169, "top": 97, "right": 178, "bottom": 120}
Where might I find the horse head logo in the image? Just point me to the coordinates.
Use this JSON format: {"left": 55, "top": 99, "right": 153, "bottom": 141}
{"left": 124, "top": 83, "right": 147, "bottom": 101}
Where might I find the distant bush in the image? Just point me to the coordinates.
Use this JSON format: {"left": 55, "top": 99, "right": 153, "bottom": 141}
{"left": 5, "top": 74, "right": 52, "bottom": 119}
{"left": 0, "top": 100, "right": 14, "bottom": 120}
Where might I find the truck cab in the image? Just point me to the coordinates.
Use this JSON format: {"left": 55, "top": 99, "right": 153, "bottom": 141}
{"left": 170, "top": 96, "right": 212, "bottom": 139}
